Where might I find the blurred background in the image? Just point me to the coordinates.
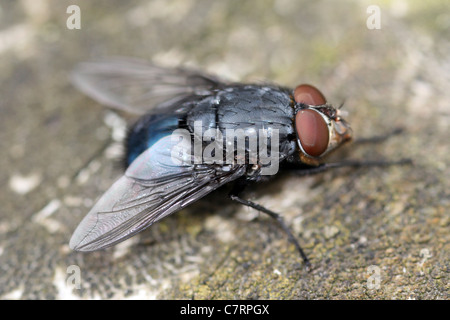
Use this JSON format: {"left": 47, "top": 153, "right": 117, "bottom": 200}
{"left": 0, "top": 0, "right": 448, "bottom": 299}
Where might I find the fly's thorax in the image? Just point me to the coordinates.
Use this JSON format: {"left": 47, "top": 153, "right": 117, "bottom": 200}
{"left": 175, "top": 85, "right": 298, "bottom": 175}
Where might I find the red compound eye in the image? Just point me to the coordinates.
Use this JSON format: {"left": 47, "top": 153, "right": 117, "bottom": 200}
{"left": 296, "top": 109, "right": 329, "bottom": 157}
{"left": 294, "top": 84, "right": 326, "bottom": 106}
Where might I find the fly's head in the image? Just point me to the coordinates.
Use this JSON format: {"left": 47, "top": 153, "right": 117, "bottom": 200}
{"left": 293, "top": 84, "right": 352, "bottom": 166}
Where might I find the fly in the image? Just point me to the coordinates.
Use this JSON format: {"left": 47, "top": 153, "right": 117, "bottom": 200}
{"left": 69, "top": 57, "right": 410, "bottom": 270}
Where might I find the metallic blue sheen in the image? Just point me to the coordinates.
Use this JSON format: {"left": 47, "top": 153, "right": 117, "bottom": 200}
{"left": 126, "top": 114, "right": 179, "bottom": 166}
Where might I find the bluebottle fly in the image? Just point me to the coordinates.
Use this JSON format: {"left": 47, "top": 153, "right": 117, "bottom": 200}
{"left": 69, "top": 58, "right": 410, "bottom": 269}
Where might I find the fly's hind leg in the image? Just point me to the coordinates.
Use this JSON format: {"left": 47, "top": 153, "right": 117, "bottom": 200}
{"left": 229, "top": 179, "right": 311, "bottom": 270}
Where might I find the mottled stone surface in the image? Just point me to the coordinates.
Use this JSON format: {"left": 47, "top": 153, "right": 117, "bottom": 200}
{"left": 0, "top": 0, "right": 448, "bottom": 299}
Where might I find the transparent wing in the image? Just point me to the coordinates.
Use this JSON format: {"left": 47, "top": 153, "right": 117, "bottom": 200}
{"left": 69, "top": 133, "right": 245, "bottom": 251}
{"left": 70, "top": 57, "right": 227, "bottom": 115}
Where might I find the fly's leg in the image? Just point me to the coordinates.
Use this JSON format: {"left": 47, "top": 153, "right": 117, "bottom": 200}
{"left": 229, "top": 179, "right": 311, "bottom": 270}
{"left": 352, "top": 127, "right": 404, "bottom": 145}
{"left": 293, "top": 158, "right": 412, "bottom": 176}
{"left": 292, "top": 126, "right": 412, "bottom": 175}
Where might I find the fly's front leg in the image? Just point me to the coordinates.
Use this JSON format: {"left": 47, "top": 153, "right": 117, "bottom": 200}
{"left": 293, "top": 158, "right": 412, "bottom": 176}
{"left": 229, "top": 178, "right": 311, "bottom": 270}
{"left": 352, "top": 127, "right": 404, "bottom": 145}
{"left": 291, "top": 126, "right": 412, "bottom": 176}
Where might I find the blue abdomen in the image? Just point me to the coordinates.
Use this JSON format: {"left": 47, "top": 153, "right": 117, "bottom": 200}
{"left": 125, "top": 114, "right": 180, "bottom": 167}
